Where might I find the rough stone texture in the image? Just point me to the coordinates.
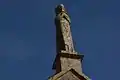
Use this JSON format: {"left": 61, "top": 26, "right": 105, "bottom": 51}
{"left": 49, "top": 4, "right": 91, "bottom": 80}
{"left": 60, "top": 57, "right": 83, "bottom": 74}
{"left": 58, "top": 71, "right": 80, "bottom": 80}
{"left": 60, "top": 18, "right": 75, "bottom": 53}
{"left": 55, "top": 4, "right": 75, "bottom": 54}
{"left": 54, "top": 4, "right": 82, "bottom": 74}
{"left": 49, "top": 68, "right": 91, "bottom": 80}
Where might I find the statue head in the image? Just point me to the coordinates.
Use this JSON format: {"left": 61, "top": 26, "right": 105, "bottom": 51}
{"left": 55, "top": 4, "right": 66, "bottom": 15}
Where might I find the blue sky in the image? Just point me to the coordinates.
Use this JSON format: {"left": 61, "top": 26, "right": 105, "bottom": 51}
{"left": 0, "top": 0, "right": 120, "bottom": 80}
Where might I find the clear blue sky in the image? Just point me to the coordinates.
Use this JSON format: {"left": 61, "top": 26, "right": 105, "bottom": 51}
{"left": 0, "top": 0, "right": 120, "bottom": 80}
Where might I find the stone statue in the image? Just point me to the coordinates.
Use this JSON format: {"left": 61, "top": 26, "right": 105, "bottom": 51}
{"left": 55, "top": 4, "right": 74, "bottom": 53}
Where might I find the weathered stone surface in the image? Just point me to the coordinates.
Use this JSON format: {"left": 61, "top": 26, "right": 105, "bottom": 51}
{"left": 49, "top": 4, "right": 91, "bottom": 80}
{"left": 58, "top": 70, "right": 80, "bottom": 80}
{"left": 60, "top": 57, "right": 82, "bottom": 74}
{"left": 49, "top": 68, "right": 91, "bottom": 80}
{"left": 55, "top": 4, "right": 74, "bottom": 53}
{"left": 60, "top": 18, "right": 75, "bottom": 53}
